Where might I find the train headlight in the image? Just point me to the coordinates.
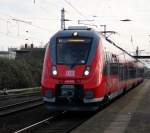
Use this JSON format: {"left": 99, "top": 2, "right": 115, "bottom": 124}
{"left": 73, "top": 32, "right": 78, "bottom": 37}
{"left": 84, "top": 66, "right": 90, "bottom": 76}
{"left": 52, "top": 70, "right": 57, "bottom": 75}
{"left": 51, "top": 66, "right": 57, "bottom": 76}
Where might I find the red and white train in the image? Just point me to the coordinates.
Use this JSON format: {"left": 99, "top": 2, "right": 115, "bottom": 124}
{"left": 41, "top": 26, "right": 144, "bottom": 111}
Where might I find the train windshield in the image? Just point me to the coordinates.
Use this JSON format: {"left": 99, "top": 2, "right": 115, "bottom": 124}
{"left": 57, "top": 38, "right": 91, "bottom": 65}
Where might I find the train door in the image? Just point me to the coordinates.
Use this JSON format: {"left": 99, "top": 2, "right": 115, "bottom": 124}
{"left": 119, "top": 64, "right": 124, "bottom": 81}
{"left": 118, "top": 63, "right": 125, "bottom": 90}
{"left": 106, "top": 53, "right": 111, "bottom": 76}
{"left": 111, "top": 54, "right": 119, "bottom": 91}
{"left": 103, "top": 51, "right": 112, "bottom": 95}
{"left": 106, "top": 53, "right": 113, "bottom": 93}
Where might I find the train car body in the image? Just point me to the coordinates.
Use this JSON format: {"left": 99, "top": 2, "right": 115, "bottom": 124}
{"left": 41, "top": 26, "right": 144, "bottom": 111}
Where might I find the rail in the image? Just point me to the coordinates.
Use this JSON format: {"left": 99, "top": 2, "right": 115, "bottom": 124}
{"left": 0, "top": 98, "right": 43, "bottom": 116}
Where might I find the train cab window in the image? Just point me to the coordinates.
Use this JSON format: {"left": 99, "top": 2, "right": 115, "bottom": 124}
{"left": 56, "top": 38, "right": 92, "bottom": 65}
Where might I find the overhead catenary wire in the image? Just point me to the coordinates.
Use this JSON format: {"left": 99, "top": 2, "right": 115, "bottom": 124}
{"left": 0, "top": 11, "right": 60, "bottom": 22}
{"left": 63, "top": 0, "right": 87, "bottom": 19}
{"left": 105, "top": 37, "right": 144, "bottom": 65}
{"left": 0, "top": 13, "right": 51, "bottom": 32}
{"left": 42, "top": 0, "right": 64, "bottom": 9}
{"left": 0, "top": 31, "right": 47, "bottom": 43}
{"left": 33, "top": 1, "right": 56, "bottom": 15}
{"left": 0, "top": 1, "right": 64, "bottom": 33}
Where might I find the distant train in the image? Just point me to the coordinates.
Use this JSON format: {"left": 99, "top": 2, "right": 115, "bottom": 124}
{"left": 41, "top": 26, "right": 144, "bottom": 111}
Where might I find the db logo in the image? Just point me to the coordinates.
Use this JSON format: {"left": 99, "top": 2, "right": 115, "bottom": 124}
{"left": 66, "top": 70, "right": 75, "bottom": 77}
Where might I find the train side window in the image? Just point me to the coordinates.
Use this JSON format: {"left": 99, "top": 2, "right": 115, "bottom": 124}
{"left": 119, "top": 64, "right": 124, "bottom": 80}
{"left": 124, "top": 65, "right": 129, "bottom": 80}
{"left": 103, "top": 63, "right": 108, "bottom": 75}
{"left": 110, "top": 63, "right": 118, "bottom": 75}
{"left": 103, "top": 52, "right": 110, "bottom": 75}
{"left": 128, "top": 67, "right": 136, "bottom": 79}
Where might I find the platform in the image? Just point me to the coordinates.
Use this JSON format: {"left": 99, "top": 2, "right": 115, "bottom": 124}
{"left": 72, "top": 79, "right": 150, "bottom": 133}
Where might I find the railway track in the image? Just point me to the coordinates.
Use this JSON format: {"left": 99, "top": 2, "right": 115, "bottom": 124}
{"left": 0, "top": 91, "right": 40, "bottom": 101}
{"left": 0, "top": 98, "right": 43, "bottom": 116}
{"left": 0, "top": 84, "right": 143, "bottom": 133}
{"left": 14, "top": 111, "right": 95, "bottom": 133}
{"left": 12, "top": 85, "right": 141, "bottom": 133}
{"left": 0, "top": 91, "right": 41, "bottom": 107}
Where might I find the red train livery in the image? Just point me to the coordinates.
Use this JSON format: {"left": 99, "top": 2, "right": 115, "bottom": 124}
{"left": 41, "top": 26, "right": 144, "bottom": 111}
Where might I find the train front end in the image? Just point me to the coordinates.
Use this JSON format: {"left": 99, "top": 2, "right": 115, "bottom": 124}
{"left": 41, "top": 27, "right": 104, "bottom": 111}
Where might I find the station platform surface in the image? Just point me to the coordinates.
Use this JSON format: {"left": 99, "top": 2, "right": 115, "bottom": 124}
{"left": 72, "top": 79, "right": 150, "bottom": 133}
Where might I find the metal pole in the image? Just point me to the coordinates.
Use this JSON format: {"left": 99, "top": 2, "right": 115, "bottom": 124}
{"left": 100, "top": 25, "right": 106, "bottom": 38}
{"left": 136, "top": 46, "right": 139, "bottom": 56}
{"left": 61, "top": 8, "right": 65, "bottom": 29}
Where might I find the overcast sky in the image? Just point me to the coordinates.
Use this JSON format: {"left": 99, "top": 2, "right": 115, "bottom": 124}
{"left": 0, "top": 0, "right": 150, "bottom": 58}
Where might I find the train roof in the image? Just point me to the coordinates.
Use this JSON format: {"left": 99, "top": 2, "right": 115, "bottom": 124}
{"left": 53, "top": 26, "right": 99, "bottom": 38}
{"left": 67, "top": 26, "right": 92, "bottom": 30}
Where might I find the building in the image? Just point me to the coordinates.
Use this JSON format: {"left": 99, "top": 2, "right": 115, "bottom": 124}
{"left": 15, "top": 44, "right": 45, "bottom": 60}
{"left": 0, "top": 51, "right": 16, "bottom": 59}
{"left": 0, "top": 44, "right": 45, "bottom": 60}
